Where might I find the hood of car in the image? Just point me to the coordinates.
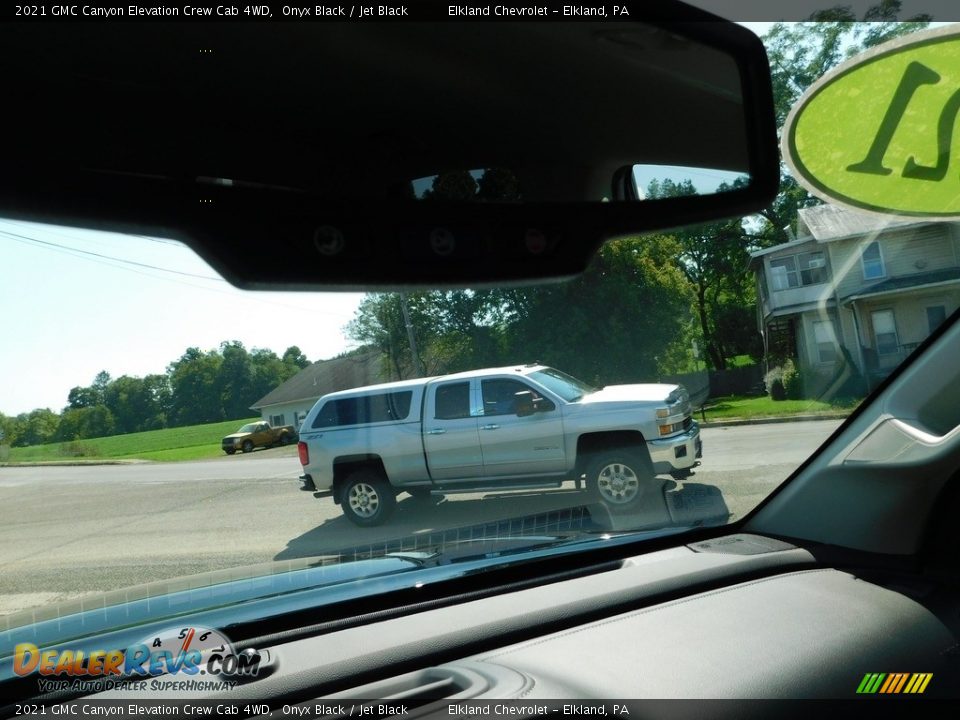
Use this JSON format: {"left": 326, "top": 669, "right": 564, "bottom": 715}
{"left": 580, "top": 383, "right": 679, "bottom": 404}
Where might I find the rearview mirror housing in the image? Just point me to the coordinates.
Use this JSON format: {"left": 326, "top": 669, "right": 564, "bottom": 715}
{"left": 0, "top": 1, "right": 778, "bottom": 289}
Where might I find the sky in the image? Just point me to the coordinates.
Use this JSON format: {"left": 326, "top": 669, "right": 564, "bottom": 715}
{"left": 0, "top": 221, "right": 364, "bottom": 415}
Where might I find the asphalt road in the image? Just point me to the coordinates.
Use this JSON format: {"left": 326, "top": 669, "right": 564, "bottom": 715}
{"left": 0, "top": 420, "right": 842, "bottom": 617}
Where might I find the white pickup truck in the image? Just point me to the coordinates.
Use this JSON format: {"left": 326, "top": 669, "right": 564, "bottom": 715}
{"left": 297, "top": 365, "right": 701, "bottom": 525}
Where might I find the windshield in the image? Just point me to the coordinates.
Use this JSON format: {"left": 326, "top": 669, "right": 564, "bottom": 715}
{"left": 527, "top": 368, "right": 598, "bottom": 402}
{"left": 0, "top": 15, "right": 954, "bottom": 632}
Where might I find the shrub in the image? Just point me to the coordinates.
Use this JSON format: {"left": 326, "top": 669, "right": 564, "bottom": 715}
{"left": 782, "top": 360, "right": 804, "bottom": 400}
{"left": 764, "top": 365, "right": 783, "bottom": 397}
{"left": 770, "top": 378, "right": 787, "bottom": 401}
{"left": 765, "top": 360, "right": 800, "bottom": 400}
{"left": 58, "top": 441, "right": 101, "bottom": 458}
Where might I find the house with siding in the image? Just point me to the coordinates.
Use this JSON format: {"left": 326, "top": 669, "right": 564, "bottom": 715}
{"left": 250, "top": 351, "right": 389, "bottom": 430}
{"left": 750, "top": 204, "right": 960, "bottom": 392}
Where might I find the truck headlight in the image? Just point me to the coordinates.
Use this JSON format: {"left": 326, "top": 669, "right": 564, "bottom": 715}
{"left": 659, "top": 421, "right": 686, "bottom": 436}
{"left": 656, "top": 407, "right": 670, "bottom": 419}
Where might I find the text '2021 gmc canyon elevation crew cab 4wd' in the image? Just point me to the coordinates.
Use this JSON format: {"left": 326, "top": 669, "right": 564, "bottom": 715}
{"left": 297, "top": 365, "right": 701, "bottom": 525}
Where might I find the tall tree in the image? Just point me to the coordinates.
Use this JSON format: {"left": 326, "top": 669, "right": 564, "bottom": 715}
{"left": 168, "top": 347, "right": 223, "bottom": 425}
{"left": 217, "top": 341, "right": 256, "bottom": 420}
{"left": 281, "top": 346, "right": 310, "bottom": 372}
{"left": 495, "top": 236, "right": 693, "bottom": 384}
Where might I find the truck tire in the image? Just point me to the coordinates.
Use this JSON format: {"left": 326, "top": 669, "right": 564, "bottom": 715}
{"left": 341, "top": 470, "right": 396, "bottom": 527}
{"left": 242, "top": 440, "right": 254, "bottom": 453}
{"left": 224, "top": 448, "right": 236, "bottom": 455}
{"left": 279, "top": 433, "right": 292, "bottom": 446}
{"left": 585, "top": 449, "right": 654, "bottom": 510}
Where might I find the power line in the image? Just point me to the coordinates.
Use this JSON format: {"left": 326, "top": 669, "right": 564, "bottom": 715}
{"left": 0, "top": 228, "right": 225, "bottom": 281}
{"left": 0, "top": 228, "right": 362, "bottom": 320}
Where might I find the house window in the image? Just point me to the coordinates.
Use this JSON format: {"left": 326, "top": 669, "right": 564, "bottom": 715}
{"left": 798, "top": 251, "right": 827, "bottom": 286}
{"left": 812, "top": 320, "right": 838, "bottom": 363}
{"left": 871, "top": 310, "right": 899, "bottom": 355}
{"left": 769, "top": 252, "right": 826, "bottom": 291}
{"left": 295, "top": 411, "right": 307, "bottom": 429}
{"left": 861, "top": 241, "right": 885, "bottom": 280}
{"left": 927, "top": 305, "right": 947, "bottom": 334}
{"left": 769, "top": 256, "right": 799, "bottom": 290}
{"left": 269, "top": 414, "right": 285, "bottom": 427}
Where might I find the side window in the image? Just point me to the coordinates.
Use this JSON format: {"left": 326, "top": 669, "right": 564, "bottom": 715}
{"left": 365, "top": 391, "right": 414, "bottom": 422}
{"left": 482, "top": 379, "right": 532, "bottom": 416}
{"left": 434, "top": 382, "right": 471, "bottom": 420}
{"left": 312, "top": 392, "right": 414, "bottom": 428}
{"left": 312, "top": 398, "right": 357, "bottom": 428}
{"left": 862, "top": 241, "right": 885, "bottom": 280}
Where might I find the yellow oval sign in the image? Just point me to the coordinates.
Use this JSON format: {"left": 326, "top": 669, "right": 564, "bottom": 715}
{"left": 784, "top": 24, "right": 960, "bottom": 218}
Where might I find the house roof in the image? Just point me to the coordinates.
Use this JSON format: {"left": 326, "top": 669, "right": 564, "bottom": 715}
{"left": 841, "top": 267, "right": 960, "bottom": 303}
{"left": 797, "top": 204, "right": 925, "bottom": 243}
{"left": 250, "top": 351, "right": 391, "bottom": 409}
{"left": 748, "top": 236, "right": 818, "bottom": 263}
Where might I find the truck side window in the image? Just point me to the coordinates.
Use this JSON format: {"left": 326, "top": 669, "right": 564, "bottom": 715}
{"left": 435, "top": 382, "right": 471, "bottom": 420}
{"left": 482, "top": 379, "right": 547, "bottom": 416}
{"left": 312, "top": 391, "right": 415, "bottom": 428}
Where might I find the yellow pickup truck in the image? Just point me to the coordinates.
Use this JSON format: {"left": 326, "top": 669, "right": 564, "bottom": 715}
{"left": 221, "top": 421, "right": 297, "bottom": 455}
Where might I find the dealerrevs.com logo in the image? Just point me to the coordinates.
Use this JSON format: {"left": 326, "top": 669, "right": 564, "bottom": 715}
{"left": 13, "top": 626, "right": 270, "bottom": 694}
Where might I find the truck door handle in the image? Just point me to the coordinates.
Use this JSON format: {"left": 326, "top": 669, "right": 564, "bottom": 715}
{"left": 481, "top": 424, "right": 500, "bottom": 430}
{"left": 426, "top": 428, "right": 446, "bottom": 435}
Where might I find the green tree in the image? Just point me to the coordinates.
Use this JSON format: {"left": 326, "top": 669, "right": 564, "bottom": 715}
{"left": 217, "top": 341, "right": 256, "bottom": 420}
{"left": 250, "top": 348, "right": 289, "bottom": 404}
{"left": 15, "top": 408, "right": 60, "bottom": 447}
{"left": 281, "top": 346, "right": 310, "bottom": 373}
{"left": 347, "top": 293, "right": 440, "bottom": 379}
{"left": 0, "top": 412, "right": 21, "bottom": 446}
{"left": 646, "top": 179, "right": 756, "bottom": 369}
{"left": 422, "top": 170, "right": 478, "bottom": 201}
{"left": 168, "top": 347, "right": 224, "bottom": 425}
{"left": 495, "top": 235, "right": 693, "bottom": 384}
{"left": 57, "top": 405, "right": 115, "bottom": 441}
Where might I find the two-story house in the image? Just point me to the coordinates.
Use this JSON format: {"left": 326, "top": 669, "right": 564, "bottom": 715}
{"left": 751, "top": 204, "right": 960, "bottom": 393}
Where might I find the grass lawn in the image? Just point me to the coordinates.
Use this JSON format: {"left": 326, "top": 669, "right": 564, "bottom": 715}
{"left": 702, "top": 395, "right": 857, "bottom": 421}
{"left": 4, "top": 417, "right": 261, "bottom": 463}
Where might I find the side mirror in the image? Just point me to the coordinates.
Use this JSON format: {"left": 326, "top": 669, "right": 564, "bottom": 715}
{"left": 515, "top": 391, "right": 538, "bottom": 417}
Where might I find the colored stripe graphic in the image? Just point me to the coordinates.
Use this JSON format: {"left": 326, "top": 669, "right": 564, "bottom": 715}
{"left": 857, "top": 673, "right": 932, "bottom": 694}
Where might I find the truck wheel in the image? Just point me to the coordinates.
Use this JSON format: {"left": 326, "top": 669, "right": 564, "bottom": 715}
{"left": 341, "top": 471, "right": 396, "bottom": 527}
{"left": 224, "top": 448, "right": 236, "bottom": 455}
{"left": 279, "top": 433, "right": 292, "bottom": 446}
{"left": 585, "top": 449, "right": 654, "bottom": 510}
{"left": 241, "top": 440, "right": 254, "bottom": 453}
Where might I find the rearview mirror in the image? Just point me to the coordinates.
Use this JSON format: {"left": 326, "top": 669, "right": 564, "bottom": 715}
{"left": 1, "top": 1, "right": 778, "bottom": 288}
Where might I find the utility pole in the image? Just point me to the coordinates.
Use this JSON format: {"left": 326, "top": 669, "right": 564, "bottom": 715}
{"left": 399, "top": 293, "right": 425, "bottom": 377}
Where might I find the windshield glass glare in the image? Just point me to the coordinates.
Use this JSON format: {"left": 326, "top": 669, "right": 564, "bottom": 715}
{"left": 0, "top": 17, "right": 956, "bottom": 622}
{"left": 527, "top": 368, "right": 599, "bottom": 402}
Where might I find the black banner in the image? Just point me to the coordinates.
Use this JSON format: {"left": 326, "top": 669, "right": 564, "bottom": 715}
{"left": 7, "top": 699, "right": 960, "bottom": 720}
{"left": 3, "top": 0, "right": 959, "bottom": 22}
